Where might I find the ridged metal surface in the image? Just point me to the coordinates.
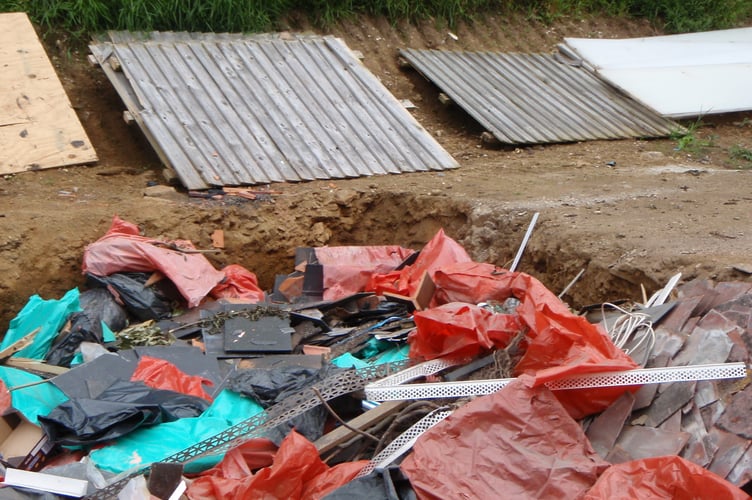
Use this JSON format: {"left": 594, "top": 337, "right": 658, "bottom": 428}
{"left": 90, "top": 33, "right": 457, "bottom": 189}
{"left": 400, "top": 48, "right": 678, "bottom": 144}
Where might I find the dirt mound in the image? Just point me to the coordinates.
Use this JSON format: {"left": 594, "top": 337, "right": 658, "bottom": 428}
{"left": 1, "top": 13, "right": 750, "bottom": 331}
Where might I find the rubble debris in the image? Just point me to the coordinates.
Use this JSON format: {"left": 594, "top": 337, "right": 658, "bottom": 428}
{"left": 1, "top": 223, "right": 750, "bottom": 498}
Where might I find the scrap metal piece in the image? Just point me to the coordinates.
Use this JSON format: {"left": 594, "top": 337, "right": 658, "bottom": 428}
{"left": 357, "top": 408, "right": 453, "bottom": 477}
{"left": 399, "top": 48, "right": 678, "bottom": 145}
{"left": 364, "top": 363, "right": 747, "bottom": 401}
{"left": 90, "top": 33, "right": 457, "bottom": 189}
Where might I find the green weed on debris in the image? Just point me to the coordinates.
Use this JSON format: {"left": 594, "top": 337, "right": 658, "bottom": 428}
{"left": 0, "top": 0, "right": 750, "bottom": 40}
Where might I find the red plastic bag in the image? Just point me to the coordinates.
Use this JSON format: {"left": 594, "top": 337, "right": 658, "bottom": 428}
{"left": 131, "top": 355, "right": 213, "bottom": 402}
{"left": 188, "top": 430, "right": 366, "bottom": 500}
{"left": 186, "top": 438, "right": 277, "bottom": 499}
{"left": 583, "top": 455, "right": 750, "bottom": 500}
{"left": 314, "top": 246, "right": 414, "bottom": 301}
{"left": 401, "top": 377, "right": 609, "bottom": 500}
{"left": 82, "top": 216, "right": 225, "bottom": 308}
{"left": 369, "top": 229, "right": 471, "bottom": 298}
{"left": 425, "top": 261, "right": 638, "bottom": 417}
{"left": 210, "top": 264, "right": 265, "bottom": 303}
{"left": 410, "top": 302, "right": 523, "bottom": 360}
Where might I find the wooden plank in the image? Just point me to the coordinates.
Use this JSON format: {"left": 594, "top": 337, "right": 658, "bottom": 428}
{"left": 0, "top": 13, "right": 96, "bottom": 174}
{"left": 314, "top": 401, "right": 405, "bottom": 455}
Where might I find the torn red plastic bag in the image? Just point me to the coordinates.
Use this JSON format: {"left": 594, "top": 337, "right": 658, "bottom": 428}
{"left": 131, "top": 355, "right": 213, "bottom": 402}
{"left": 410, "top": 302, "right": 523, "bottom": 360}
{"left": 210, "top": 264, "right": 266, "bottom": 303}
{"left": 583, "top": 455, "right": 750, "bottom": 500}
{"left": 426, "top": 261, "right": 638, "bottom": 417}
{"left": 186, "top": 438, "right": 277, "bottom": 499}
{"left": 401, "top": 377, "right": 609, "bottom": 500}
{"left": 315, "top": 246, "right": 415, "bottom": 301}
{"left": 82, "top": 216, "right": 225, "bottom": 308}
{"left": 187, "top": 430, "right": 366, "bottom": 500}
{"left": 369, "top": 229, "right": 471, "bottom": 299}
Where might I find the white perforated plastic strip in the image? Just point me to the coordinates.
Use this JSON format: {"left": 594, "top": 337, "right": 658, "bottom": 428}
{"left": 357, "top": 409, "right": 453, "bottom": 477}
{"left": 364, "top": 362, "right": 747, "bottom": 401}
{"left": 368, "top": 357, "right": 460, "bottom": 387}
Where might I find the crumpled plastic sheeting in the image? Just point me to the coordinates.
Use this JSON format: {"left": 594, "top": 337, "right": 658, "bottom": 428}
{"left": 187, "top": 429, "right": 367, "bottom": 500}
{"left": 0, "top": 288, "right": 81, "bottom": 361}
{"left": 410, "top": 302, "right": 523, "bottom": 361}
{"left": 401, "top": 378, "right": 609, "bottom": 500}
{"left": 369, "top": 229, "right": 471, "bottom": 299}
{"left": 90, "top": 389, "right": 263, "bottom": 474}
{"left": 82, "top": 216, "right": 225, "bottom": 308}
{"left": 583, "top": 456, "right": 750, "bottom": 499}
{"left": 314, "top": 246, "right": 415, "bottom": 301}
{"left": 210, "top": 264, "right": 266, "bottom": 303}
{"left": 185, "top": 438, "right": 278, "bottom": 499}
{"left": 131, "top": 355, "right": 214, "bottom": 402}
{"left": 429, "top": 261, "right": 639, "bottom": 417}
{"left": 38, "top": 380, "right": 210, "bottom": 446}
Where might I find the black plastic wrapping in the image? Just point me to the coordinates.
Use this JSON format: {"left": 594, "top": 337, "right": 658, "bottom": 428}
{"left": 322, "top": 466, "right": 417, "bottom": 500}
{"left": 86, "top": 272, "right": 176, "bottom": 321}
{"left": 45, "top": 289, "right": 129, "bottom": 367}
{"left": 228, "top": 365, "right": 341, "bottom": 444}
{"left": 38, "top": 380, "right": 209, "bottom": 446}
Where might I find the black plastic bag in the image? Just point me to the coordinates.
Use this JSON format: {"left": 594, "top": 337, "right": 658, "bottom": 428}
{"left": 86, "top": 272, "right": 176, "bottom": 321}
{"left": 228, "top": 364, "right": 341, "bottom": 443}
{"left": 322, "top": 466, "right": 417, "bottom": 500}
{"left": 38, "top": 380, "right": 209, "bottom": 446}
{"left": 45, "top": 289, "right": 129, "bottom": 367}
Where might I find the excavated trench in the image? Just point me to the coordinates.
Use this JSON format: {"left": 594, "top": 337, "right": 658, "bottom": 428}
{"left": 0, "top": 188, "right": 654, "bottom": 333}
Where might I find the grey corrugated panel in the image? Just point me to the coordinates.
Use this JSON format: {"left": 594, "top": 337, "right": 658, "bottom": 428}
{"left": 92, "top": 34, "right": 456, "bottom": 189}
{"left": 400, "top": 49, "right": 678, "bottom": 145}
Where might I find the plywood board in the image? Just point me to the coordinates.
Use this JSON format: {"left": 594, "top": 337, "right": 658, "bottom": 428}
{"left": 0, "top": 13, "right": 96, "bottom": 174}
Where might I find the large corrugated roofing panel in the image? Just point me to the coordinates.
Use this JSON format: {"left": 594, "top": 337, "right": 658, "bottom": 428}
{"left": 90, "top": 33, "right": 457, "bottom": 189}
{"left": 563, "top": 28, "right": 752, "bottom": 118}
{"left": 400, "top": 48, "right": 678, "bottom": 145}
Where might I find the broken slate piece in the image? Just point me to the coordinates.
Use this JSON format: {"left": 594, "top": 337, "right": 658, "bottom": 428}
{"left": 716, "top": 383, "right": 752, "bottom": 439}
{"left": 681, "top": 404, "right": 716, "bottom": 468}
{"left": 694, "top": 380, "right": 720, "bottom": 409}
{"left": 726, "top": 443, "right": 752, "bottom": 487}
{"left": 586, "top": 391, "right": 636, "bottom": 459}
{"left": 223, "top": 316, "right": 293, "bottom": 354}
{"left": 644, "top": 381, "right": 696, "bottom": 428}
{"left": 707, "top": 428, "right": 751, "bottom": 479}
{"left": 612, "top": 425, "right": 690, "bottom": 462}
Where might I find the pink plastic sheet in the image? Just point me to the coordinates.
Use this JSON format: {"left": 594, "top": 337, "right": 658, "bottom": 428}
{"left": 583, "top": 456, "right": 750, "bottom": 499}
{"left": 187, "top": 430, "right": 366, "bottom": 500}
{"left": 131, "top": 355, "right": 213, "bottom": 402}
{"left": 401, "top": 378, "right": 609, "bottom": 499}
{"left": 419, "top": 261, "right": 638, "bottom": 417}
{"left": 82, "top": 216, "right": 225, "bottom": 308}
{"left": 410, "top": 302, "right": 523, "bottom": 360}
{"left": 369, "top": 229, "right": 471, "bottom": 298}
{"left": 315, "top": 246, "right": 414, "bottom": 301}
{"left": 210, "top": 264, "right": 265, "bottom": 303}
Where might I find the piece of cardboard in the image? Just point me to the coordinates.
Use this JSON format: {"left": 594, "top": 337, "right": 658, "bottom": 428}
{"left": 0, "top": 411, "right": 55, "bottom": 470}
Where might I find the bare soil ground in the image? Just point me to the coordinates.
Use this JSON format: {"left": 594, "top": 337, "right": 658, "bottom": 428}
{"left": 1, "top": 13, "right": 751, "bottom": 331}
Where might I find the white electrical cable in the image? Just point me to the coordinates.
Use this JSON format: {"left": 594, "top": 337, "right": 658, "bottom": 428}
{"left": 601, "top": 302, "right": 656, "bottom": 365}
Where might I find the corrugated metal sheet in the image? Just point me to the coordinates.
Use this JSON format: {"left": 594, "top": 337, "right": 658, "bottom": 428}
{"left": 90, "top": 33, "right": 457, "bottom": 189}
{"left": 400, "top": 48, "right": 678, "bottom": 145}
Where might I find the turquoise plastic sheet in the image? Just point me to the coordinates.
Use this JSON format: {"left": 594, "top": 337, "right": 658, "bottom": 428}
{"left": 90, "top": 389, "right": 263, "bottom": 474}
{"left": 0, "top": 367, "right": 68, "bottom": 424}
{"left": 0, "top": 288, "right": 81, "bottom": 360}
{"left": 333, "top": 341, "right": 409, "bottom": 369}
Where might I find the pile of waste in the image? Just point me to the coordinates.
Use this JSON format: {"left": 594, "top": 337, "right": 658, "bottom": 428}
{"left": 0, "top": 215, "right": 748, "bottom": 499}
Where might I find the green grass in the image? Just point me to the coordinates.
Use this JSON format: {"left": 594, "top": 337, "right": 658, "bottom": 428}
{"left": 1, "top": 0, "right": 750, "bottom": 40}
{"left": 670, "top": 118, "right": 716, "bottom": 155}
{"left": 729, "top": 144, "right": 752, "bottom": 162}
